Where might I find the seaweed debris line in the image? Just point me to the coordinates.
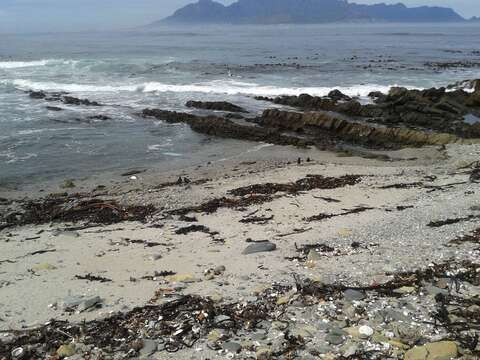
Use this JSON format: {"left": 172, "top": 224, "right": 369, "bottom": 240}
{"left": 1, "top": 81, "right": 480, "bottom": 359}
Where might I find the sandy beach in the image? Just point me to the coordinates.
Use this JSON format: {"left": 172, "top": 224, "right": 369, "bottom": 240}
{"left": 1, "top": 139, "right": 480, "bottom": 359}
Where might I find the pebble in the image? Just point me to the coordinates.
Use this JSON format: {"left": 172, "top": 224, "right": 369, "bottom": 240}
{"left": 56, "top": 344, "right": 76, "bottom": 358}
{"left": 222, "top": 341, "right": 242, "bottom": 353}
{"left": 242, "top": 241, "right": 276, "bottom": 255}
{"left": 343, "top": 289, "right": 366, "bottom": 301}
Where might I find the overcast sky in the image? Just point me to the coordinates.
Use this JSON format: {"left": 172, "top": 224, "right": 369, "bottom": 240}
{"left": 0, "top": 0, "right": 478, "bottom": 33}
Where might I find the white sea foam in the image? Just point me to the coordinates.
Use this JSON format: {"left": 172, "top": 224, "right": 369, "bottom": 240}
{"left": 0, "top": 59, "right": 77, "bottom": 69}
{"left": 6, "top": 78, "right": 417, "bottom": 97}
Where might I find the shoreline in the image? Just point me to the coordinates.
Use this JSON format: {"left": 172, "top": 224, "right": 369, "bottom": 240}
{"left": 1, "top": 141, "right": 480, "bottom": 359}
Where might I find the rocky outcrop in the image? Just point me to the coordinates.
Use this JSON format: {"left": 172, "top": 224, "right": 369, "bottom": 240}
{"left": 186, "top": 100, "right": 247, "bottom": 113}
{"left": 258, "top": 84, "right": 480, "bottom": 138}
{"left": 28, "top": 91, "right": 102, "bottom": 106}
{"left": 141, "top": 109, "right": 312, "bottom": 147}
{"left": 260, "top": 109, "right": 479, "bottom": 147}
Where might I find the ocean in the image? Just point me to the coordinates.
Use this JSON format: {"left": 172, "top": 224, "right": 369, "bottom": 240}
{"left": 1, "top": 23, "right": 480, "bottom": 187}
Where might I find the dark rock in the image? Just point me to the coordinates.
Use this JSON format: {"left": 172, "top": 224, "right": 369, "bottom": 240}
{"left": 46, "top": 106, "right": 63, "bottom": 111}
{"left": 141, "top": 109, "right": 312, "bottom": 148}
{"left": 29, "top": 91, "right": 46, "bottom": 99}
{"left": 88, "top": 115, "right": 111, "bottom": 120}
{"left": 186, "top": 100, "right": 247, "bottom": 113}
{"left": 242, "top": 241, "right": 277, "bottom": 255}
{"left": 328, "top": 89, "right": 351, "bottom": 102}
{"left": 62, "top": 96, "right": 101, "bottom": 106}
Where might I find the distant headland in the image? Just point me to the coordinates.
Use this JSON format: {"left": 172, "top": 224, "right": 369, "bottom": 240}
{"left": 153, "top": 0, "right": 468, "bottom": 25}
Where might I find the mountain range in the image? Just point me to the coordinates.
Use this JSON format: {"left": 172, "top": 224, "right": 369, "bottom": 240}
{"left": 156, "top": 0, "right": 466, "bottom": 25}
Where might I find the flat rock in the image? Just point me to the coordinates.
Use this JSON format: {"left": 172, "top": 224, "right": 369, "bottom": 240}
{"left": 404, "top": 341, "right": 458, "bottom": 360}
{"left": 242, "top": 241, "right": 277, "bottom": 255}
{"left": 343, "top": 289, "right": 365, "bottom": 301}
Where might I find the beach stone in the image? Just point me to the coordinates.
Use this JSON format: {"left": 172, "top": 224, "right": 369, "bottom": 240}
{"left": 208, "top": 329, "right": 225, "bottom": 343}
{"left": 222, "top": 341, "right": 242, "bottom": 353}
{"left": 242, "top": 241, "right": 276, "bottom": 255}
{"left": 358, "top": 325, "right": 374, "bottom": 338}
{"left": 343, "top": 289, "right": 365, "bottom": 301}
{"left": 214, "top": 265, "right": 226, "bottom": 275}
{"left": 32, "top": 263, "right": 57, "bottom": 271}
{"left": 56, "top": 344, "right": 76, "bottom": 358}
{"left": 78, "top": 296, "right": 102, "bottom": 312}
{"left": 165, "top": 273, "right": 199, "bottom": 283}
{"left": 404, "top": 341, "right": 458, "bottom": 360}
{"left": 140, "top": 339, "right": 158, "bottom": 356}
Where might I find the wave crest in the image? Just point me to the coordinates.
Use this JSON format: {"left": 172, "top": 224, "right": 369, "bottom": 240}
{"left": 4, "top": 78, "right": 412, "bottom": 97}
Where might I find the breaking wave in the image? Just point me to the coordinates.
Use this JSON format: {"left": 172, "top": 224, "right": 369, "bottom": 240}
{"left": 4, "top": 79, "right": 414, "bottom": 97}
{"left": 0, "top": 59, "right": 78, "bottom": 69}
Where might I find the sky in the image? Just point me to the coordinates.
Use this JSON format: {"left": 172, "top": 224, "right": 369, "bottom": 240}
{"left": 0, "top": 0, "right": 478, "bottom": 33}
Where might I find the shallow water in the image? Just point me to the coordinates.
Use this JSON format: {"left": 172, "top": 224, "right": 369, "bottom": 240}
{"left": 1, "top": 23, "right": 480, "bottom": 186}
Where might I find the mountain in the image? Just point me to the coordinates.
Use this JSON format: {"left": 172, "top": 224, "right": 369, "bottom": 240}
{"left": 157, "top": 0, "right": 464, "bottom": 25}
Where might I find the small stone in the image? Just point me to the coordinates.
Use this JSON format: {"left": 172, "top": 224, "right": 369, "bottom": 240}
{"left": 78, "top": 296, "right": 102, "bottom": 312}
{"left": 343, "top": 289, "right": 365, "bottom": 301}
{"left": 32, "top": 263, "right": 57, "bottom": 271}
{"left": 207, "top": 329, "right": 225, "bottom": 343}
{"left": 222, "top": 341, "right": 242, "bottom": 353}
{"left": 165, "top": 273, "right": 199, "bottom": 283}
{"left": 242, "top": 241, "right": 276, "bottom": 255}
{"left": 358, "top": 325, "right": 374, "bottom": 338}
{"left": 11, "top": 347, "right": 25, "bottom": 359}
{"left": 57, "top": 344, "right": 76, "bottom": 358}
{"left": 214, "top": 265, "right": 226, "bottom": 275}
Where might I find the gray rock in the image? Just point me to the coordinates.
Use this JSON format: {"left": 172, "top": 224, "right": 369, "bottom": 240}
{"left": 242, "top": 241, "right": 276, "bottom": 255}
{"left": 423, "top": 284, "right": 448, "bottom": 297}
{"left": 214, "top": 315, "right": 231, "bottom": 323}
{"left": 343, "top": 289, "right": 365, "bottom": 301}
{"left": 78, "top": 296, "right": 102, "bottom": 312}
{"left": 222, "top": 341, "right": 242, "bottom": 353}
{"left": 140, "top": 339, "right": 158, "bottom": 356}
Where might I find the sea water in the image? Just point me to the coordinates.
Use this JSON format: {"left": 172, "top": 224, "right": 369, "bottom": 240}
{"left": 1, "top": 23, "right": 480, "bottom": 186}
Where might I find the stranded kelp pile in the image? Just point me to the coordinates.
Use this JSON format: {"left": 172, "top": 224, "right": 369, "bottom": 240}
{"left": 1, "top": 260, "right": 479, "bottom": 359}
{"left": 0, "top": 193, "right": 155, "bottom": 230}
